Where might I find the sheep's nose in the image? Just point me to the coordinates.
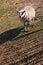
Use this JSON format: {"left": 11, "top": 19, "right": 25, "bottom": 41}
{"left": 19, "top": 15, "right": 21, "bottom": 18}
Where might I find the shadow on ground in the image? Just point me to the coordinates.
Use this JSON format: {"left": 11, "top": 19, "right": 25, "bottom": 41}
{"left": 0, "top": 27, "right": 24, "bottom": 45}
{"left": 0, "top": 26, "right": 43, "bottom": 45}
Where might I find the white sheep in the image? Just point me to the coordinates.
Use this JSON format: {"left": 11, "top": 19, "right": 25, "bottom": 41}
{"left": 17, "top": 6, "right": 35, "bottom": 31}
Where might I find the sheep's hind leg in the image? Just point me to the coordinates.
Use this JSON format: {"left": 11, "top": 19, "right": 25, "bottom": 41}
{"left": 27, "top": 22, "right": 30, "bottom": 31}
{"left": 32, "top": 18, "right": 35, "bottom": 25}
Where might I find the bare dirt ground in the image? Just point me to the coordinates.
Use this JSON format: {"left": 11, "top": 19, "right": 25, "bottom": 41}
{"left": 0, "top": 0, "right": 43, "bottom": 65}
{"left": 0, "top": 29, "right": 43, "bottom": 65}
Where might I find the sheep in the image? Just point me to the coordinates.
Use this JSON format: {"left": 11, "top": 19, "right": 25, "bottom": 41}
{"left": 17, "top": 6, "right": 35, "bottom": 31}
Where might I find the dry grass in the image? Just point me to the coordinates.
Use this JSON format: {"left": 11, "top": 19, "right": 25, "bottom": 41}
{"left": 0, "top": 0, "right": 43, "bottom": 65}
{"left": 0, "top": 0, "right": 43, "bottom": 34}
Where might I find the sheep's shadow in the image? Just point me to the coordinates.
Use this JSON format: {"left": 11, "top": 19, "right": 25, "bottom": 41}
{"left": 0, "top": 25, "right": 43, "bottom": 45}
{"left": 0, "top": 27, "right": 24, "bottom": 45}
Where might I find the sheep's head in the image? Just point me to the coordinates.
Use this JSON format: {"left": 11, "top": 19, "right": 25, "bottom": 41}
{"left": 15, "top": 4, "right": 25, "bottom": 22}
{"left": 17, "top": 10, "right": 25, "bottom": 19}
{"left": 15, "top": 5, "right": 25, "bottom": 19}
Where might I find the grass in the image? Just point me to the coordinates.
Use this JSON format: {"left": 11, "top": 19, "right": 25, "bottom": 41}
{"left": 0, "top": 7, "right": 13, "bottom": 18}
{"left": 0, "top": 0, "right": 43, "bottom": 34}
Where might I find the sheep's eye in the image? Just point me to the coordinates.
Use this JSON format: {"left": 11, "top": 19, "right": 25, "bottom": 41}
{"left": 19, "top": 11, "right": 25, "bottom": 18}
{"left": 22, "top": 11, "right": 25, "bottom": 15}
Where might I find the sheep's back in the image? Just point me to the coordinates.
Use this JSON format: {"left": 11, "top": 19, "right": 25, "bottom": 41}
{"left": 24, "top": 6, "right": 35, "bottom": 20}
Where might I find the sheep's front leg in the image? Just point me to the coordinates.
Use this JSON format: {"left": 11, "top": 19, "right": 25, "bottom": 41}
{"left": 24, "top": 22, "right": 27, "bottom": 31}
{"left": 24, "top": 21, "right": 30, "bottom": 31}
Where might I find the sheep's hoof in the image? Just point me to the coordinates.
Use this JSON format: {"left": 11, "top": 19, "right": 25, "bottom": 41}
{"left": 24, "top": 27, "right": 30, "bottom": 32}
{"left": 27, "top": 27, "right": 30, "bottom": 31}
{"left": 24, "top": 29, "right": 28, "bottom": 32}
{"left": 24, "top": 27, "right": 28, "bottom": 32}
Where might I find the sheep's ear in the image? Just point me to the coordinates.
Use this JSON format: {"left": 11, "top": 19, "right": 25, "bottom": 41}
{"left": 16, "top": 9, "right": 19, "bottom": 13}
{"left": 17, "top": 10, "right": 19, "bottom": 13}
{"left": 15, "top": 6, "right": 19, "bottom": 13}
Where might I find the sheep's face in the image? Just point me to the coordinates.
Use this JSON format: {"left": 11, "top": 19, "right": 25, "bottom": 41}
{"left": 18, "top": 11, "right": 25, "bottom": 19}
{"left": 18, "top": 12, "right": 22, "bottom": 18}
